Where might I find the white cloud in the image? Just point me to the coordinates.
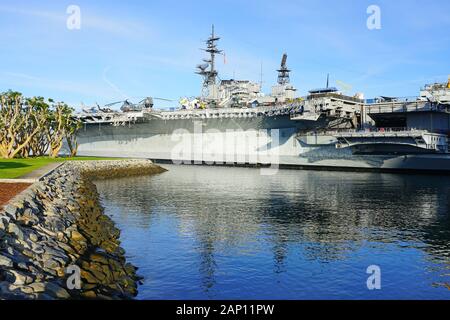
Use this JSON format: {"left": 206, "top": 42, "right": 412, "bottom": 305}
{"left": 0, "top": 4, "right": 154, "bottom": 38}
{"left": 0, "top": 71, "right": 120, "bottom": 103}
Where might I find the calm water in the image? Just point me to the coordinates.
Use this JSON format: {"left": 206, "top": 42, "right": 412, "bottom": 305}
{"left": 94, "top": 165, "right": 450, "bottom": 300}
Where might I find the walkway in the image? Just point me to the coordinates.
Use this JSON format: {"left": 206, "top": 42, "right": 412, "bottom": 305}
{"left": 18, "top": 162, "right": 62, "bottom": 180}
{"left": 0, "top": 162, "right": 63, "bottom": 208}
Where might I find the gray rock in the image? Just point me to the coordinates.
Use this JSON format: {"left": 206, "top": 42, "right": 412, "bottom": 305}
{"left": 8, "top": 223, "right": 24, "bottom": 241}
{"left": 29, "top": 233, "right": 39, "bottom": 242}
{"left": 44, "top": 217, "right": 66, "bottom": 232}
{"left": 43, "top": 257, "right": 61, "bottom": 270}
{"left": 26, "top": 282, "right": 46, "bottom": 293}
{"left": 18, "top": 262, "right": 28, "bottom": 270}
{"left": 8, "top": 270, "right": 34, "bottom": 285}
{"left": 30, "top": 243, "right": 44, "bottom": 254}
{"left": 18, "top": 208, "right": 40, "bottom": 226}
{"left": 0, "top": 254, "right": 13, "bottom": 267}
{"left": 3, "top": 205, "right": 18, "bottom": 219}
{"left": 0, "top": 217, "right": 8, "bottom": 230}
{"left": 0, "top": 160, "right": 158, "bottom": 300}
{"left": 45, "top": 282, "right": 71, "bottom": 299}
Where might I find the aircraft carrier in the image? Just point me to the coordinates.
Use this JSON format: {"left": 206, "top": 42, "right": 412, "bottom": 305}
{"left": 75, "top": 27, "right": 450, "bottom": 173}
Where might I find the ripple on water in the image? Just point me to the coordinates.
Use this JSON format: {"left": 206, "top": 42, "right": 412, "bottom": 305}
{"left": 95, "top": 165, "right": 450, "bottom": 300}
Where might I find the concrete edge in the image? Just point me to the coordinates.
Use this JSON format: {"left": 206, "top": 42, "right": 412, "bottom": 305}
{"left": 0, "top": 161, "right": 66, "bottom": 184}
{"left": 37, "top": 161, "right": 66, "bottom": 181}
{"left": 0, "top": 179, "right": 37, "bottom": 184}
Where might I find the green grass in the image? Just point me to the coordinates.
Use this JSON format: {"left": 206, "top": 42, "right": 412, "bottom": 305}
{"left": 0, "top": 156, "right": 123, "bottom": 179}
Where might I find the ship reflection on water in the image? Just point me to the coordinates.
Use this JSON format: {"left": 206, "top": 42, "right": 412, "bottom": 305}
{"left": 94, "top": 165, "right": 450, "bottom": 299}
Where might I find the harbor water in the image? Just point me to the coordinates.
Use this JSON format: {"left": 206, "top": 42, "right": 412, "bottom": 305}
{"left": 94, "top": 165, "right": 450, "bottom": 299}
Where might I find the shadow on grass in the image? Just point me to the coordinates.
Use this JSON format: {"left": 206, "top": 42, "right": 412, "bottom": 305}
{"left": 0, "top": 162, "right": 31, "bottom": 170}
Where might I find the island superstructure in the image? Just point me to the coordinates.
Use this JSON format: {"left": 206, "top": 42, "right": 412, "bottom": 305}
{"left": 74, "top": 27, "right": 450, "bottom": 173}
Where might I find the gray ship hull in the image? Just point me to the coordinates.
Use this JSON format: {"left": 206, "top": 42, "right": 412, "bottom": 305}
{"left": 75, "top": 116, "right": 450, "bottom": 174}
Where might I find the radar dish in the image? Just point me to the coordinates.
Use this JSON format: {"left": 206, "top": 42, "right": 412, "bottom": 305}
{"left": 197, "top": 63, "right": 209, "bottom": 71}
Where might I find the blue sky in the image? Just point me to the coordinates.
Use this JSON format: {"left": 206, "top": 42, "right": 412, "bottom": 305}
{"left": 0, "top": 0, "right": 449, "bottom": 109}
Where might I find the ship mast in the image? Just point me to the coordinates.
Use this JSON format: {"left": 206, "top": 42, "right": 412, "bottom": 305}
{"left": 196, "top": 25, "right": 222, "bottom": 97}
{"left": 277, "top": 53, "right": 291, "bottom": 85}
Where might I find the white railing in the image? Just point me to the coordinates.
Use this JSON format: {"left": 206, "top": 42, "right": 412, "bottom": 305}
{"left": 304, "top": 127, "right": 428, "bottom": 137}
{"left": 156, "top": 103, "right": 305, "bottom": 119}
{"left": 366, "top": 101, "right": 449, "bottom": 114}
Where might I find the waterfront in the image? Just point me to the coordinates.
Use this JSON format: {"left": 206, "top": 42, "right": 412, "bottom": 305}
{"left": 0, "top": 160, "right": 165, "bottom": 299}
{"left": 95, "top": 165, "right": 450, "bottom": 300}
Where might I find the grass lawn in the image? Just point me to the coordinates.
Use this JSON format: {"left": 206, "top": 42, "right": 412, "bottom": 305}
{"left": 0, "top": 156, "right": 123, "bottom": 179}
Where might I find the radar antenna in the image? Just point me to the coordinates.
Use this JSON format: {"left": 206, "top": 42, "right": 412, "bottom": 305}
{"left": 277, "top": 53, "right": 291, "bottom": 85}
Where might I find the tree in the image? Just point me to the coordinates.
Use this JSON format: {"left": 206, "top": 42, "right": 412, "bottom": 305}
{"left": 0, "top": 91, "right": 42, "bottom": 159}
{"left": 0, "top": 91, "right": 81, "bottom": 159}
{"left": 45, "top": 102, "right": 79, "bottom": 158}
{"left": 27, "top": 97, "right": 52, "bottom": 157}
{"left": 65, "top": 115, "right": 82, "bottom": 157}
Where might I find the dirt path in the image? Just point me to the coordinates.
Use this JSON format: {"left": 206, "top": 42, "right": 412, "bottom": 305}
{"left": 0, "top": 162, "right": 62, "bottom": 208}
{"left": 0, "top": 183, "right": 31, "bottom": 207}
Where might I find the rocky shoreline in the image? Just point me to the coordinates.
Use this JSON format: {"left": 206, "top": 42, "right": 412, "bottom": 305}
{"left": 0, "top": 160, "right": 167, "bottom": 299}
